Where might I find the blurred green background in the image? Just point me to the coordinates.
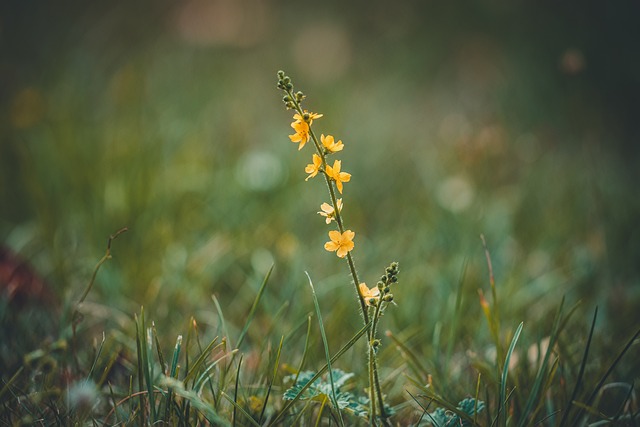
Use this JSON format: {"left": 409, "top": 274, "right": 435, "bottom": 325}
{"left": 1, "top": 0, "right": 639, "bottom": 374}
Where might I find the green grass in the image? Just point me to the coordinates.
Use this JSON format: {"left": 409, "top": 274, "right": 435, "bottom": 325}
{"left": 2, "top": 1, "right": 640, "bottom": 424}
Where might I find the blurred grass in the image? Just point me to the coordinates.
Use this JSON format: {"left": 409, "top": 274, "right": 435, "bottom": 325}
{"left": 1, "top": 0, "right": 639, "bottom": 423}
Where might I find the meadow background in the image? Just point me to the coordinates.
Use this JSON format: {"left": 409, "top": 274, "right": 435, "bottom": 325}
{"left": 1, "top": 0, "right": 639, "bottom": 423}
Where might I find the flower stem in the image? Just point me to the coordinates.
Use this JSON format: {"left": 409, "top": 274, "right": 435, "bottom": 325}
{"left": 284, "top": 83, "right": 386, "bottom": 423}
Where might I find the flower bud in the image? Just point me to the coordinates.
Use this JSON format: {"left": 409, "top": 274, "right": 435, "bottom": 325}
{"left": 383, "top": 294, "right": 394, "bottom": 302}
{"left": 285, "top": 82, "right": 293, "bottom": 90}
{"left": 277, "top": 70, "right": 285, "bottom": 79}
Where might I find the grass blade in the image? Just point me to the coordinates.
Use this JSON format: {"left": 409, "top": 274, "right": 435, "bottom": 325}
{"left": 306, "top": 271, "right": 344, "bottom": 427}
{"left": 86, "top": 331, "right": 106, "bottom": 381}
{"left": 164, "top": 334, "right": 182, "bottom": 422}
{"left": 134, "top": 312, "right": 145, "bottom": 426}
{"left": 183, "top": 337, "right": 220, "bottom": 386}
{"left": 237, "top": 264, "right": 274, "bottom": 350}
{"left": 222, "top": 390, "right": 261, "bottom": 427}
{"left": 259, "top": 335, "right": 284, "bottom": 424}
{"left": 233, "top": 354, "right": 243, "bottom": 427}
{"left": 558, "top": 306, "right": 598, "bottom": 427}
{"left": 518, "top": 298, "right": 566, "bottom": 427}
{"left": 497, "top": 321, "right": 523, "bottom": 427}
{"left": 294, "top": 315, "right": 312, "bottom": 384}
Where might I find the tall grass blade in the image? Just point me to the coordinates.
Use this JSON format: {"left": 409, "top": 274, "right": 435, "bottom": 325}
{"left": 160, "top": 376, "right": 231, "bottom": 426}
{"left": 518, "top": 298, "right": 566, "bottom": 427}
{"left": 212, "top": 294, "right": 229, "bottom": 345}
{"left": 152, "top": 322, "right": 166, "bottom": 375}
{"left": 305, "top": 271, "right": 344, "bottom": 427}
{"left": 87, "top": 331, "right": 106, "bottom": 381}
{"left": 237, "top": 264, "right": 274, "bottom": 350}
{"left": 446, "top": 260, "right": 467, "bottom": 369}
{"left": 222, "top": 391, "right": 261, "bottom": 427}
{"left": 183, "top": 337, "right": 220, "bottom": 386}
{"left": 233, "top": 353, "right": 243, "bottom": 427}
{"left": 134, "top": 312, "right": 145, "bottom": 426}
{"left": 164, "top": 334, "right": 182, "bottom": 422}
{"left": 294, "top": 315, "right": 312, "bottom": 384}
{"left": 260, "top": 335, "right": 284, "bottom": 424}
{"left": 558, "top": 306, "right": 598, "bottom": 427}
{"left": 497, "top": 321, "right": 523, "bottom": 427}
{"left": 194, "top": 348, "right": 236, "bottom": 392}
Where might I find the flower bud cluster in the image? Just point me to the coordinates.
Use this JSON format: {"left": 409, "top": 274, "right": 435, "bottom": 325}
{"left": 277, "top": 70, "right": 302, "bottom": 110}
{"left": 375, "top": 262, "right": 399, "bottom": 305}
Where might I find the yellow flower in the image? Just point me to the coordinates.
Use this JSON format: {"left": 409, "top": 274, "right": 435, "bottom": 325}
{"left": 321, "top": 134, "right": 344, "bottom": 153}
{"left": 289, "top": 121, "right": 310, "bottom": 150}
{"left": 305, "top": 154, "right": 323, "bottom": 181}
{"left": 359, "top": 283, "right": 380, "bottom": 306}
{"left": 293, "top": 110, "right": 323, "bottom": 125}
{"left": 324, "top": 229, "right": 355, "bottom": 258}
{"left": 325, "top": 160, "right": 351, "bottom": 194}
{"left": 318, "top": 198, "right": 343, "bottom": 224}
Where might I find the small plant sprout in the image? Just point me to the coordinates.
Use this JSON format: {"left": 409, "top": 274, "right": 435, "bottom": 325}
{"left": 277, "top": 70, "right": 399, "bottom": 425}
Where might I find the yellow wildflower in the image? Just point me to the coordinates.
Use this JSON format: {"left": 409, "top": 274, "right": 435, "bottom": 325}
{"left": 321, "top": 134, "right": 344, "bottom": 153}
{"left": 318, "top": 198, "right": 343, "bottom": 224}
{"left": 293, "top": 110, "right": 323, "bottom": 125}
{"left": 289, "top": 121, "right": 310, "bottom": 150}
{"left": 324, "top": 229, "right": 355, "bottom": 258}
{"left": 305, "top": 154, "right": 323, "bottom": 181}
{"left": 325, "top": 160, "right": 351, "bottom": 194}
{"left": 359, "top": 283, "right": 380, "bottom": 306}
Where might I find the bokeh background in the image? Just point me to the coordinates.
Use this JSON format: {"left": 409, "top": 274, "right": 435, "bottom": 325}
{"left": 2, "top": 0, "right": 639, "bottom": 380}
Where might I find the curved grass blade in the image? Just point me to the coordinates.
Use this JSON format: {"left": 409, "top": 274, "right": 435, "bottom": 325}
{"left": 87, "top": 331, "right": 106, "bottom": 381}
{"left": 260, "top": 335, "right": 284, "bottom": 424}
{"left": 164, "top": 334, "right": 182, "bottom": 422}
{"left": 237, "top": 264, "right": 274, "bottom": 350}
{"left": 518, "top": 298, "right": 567, "bottom": 427}
{"left": 558, "top": 306, "right": 598, "bottom": 427}
{"left": 294, "top": 315, "right": 313, "bottom": 384}
{"left": 233, "top": 353, "right": 243, "bottom": 427}
{"left": 221, "top": 391, "right": 261, "bottom": 427}
{"left": 183, "top": 337, "right": 220, "bottom": 386}
{"left": 305, "top": 271, "right": 344, "bottom": 427}
{"left": 160, "top": 376, "right": 231, "bottom": 426}
{"left": 496, "top": 321, "right": 523, "bottom": 427}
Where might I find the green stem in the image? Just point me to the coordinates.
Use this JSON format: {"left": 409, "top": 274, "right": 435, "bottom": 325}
{"left": 369, "top": 300, "right": 388, "bottom": 421}
{"left": 368, "top": 342, "right": 378, "bottom": 425}
{"left": 287, "top": 90, "right": 369, "bottom": 324}
{"left": 286, "top": 86, "right": 381, "bottom": 421}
